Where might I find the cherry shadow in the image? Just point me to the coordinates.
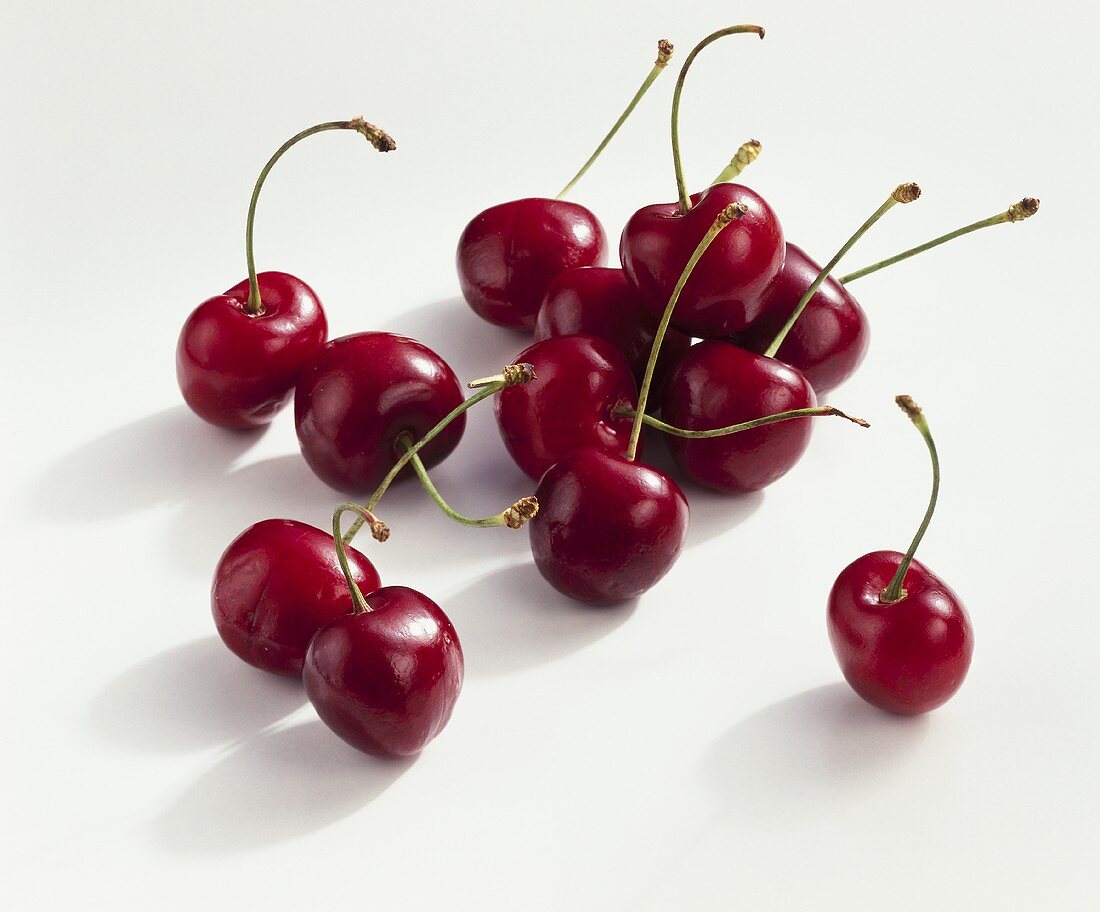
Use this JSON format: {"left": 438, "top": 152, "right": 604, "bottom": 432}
{"left": 86, "top": 637, "right": 305, "bottom": 753}
{"left": 445, "top": 562, "right": 636, "bottom": 677}
{"left": 30, "top": 405, "right": 261, "bottom": 521}
{"left": 702, "top": 682, "right": 930, "bottom": 827}
{"left": 156, "top": 721, "right": 412, "bottom": 854}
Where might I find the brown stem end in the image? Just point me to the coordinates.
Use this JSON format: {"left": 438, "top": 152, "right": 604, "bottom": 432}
{"left": 503, "top": 362, "right": 537, "bottom": 386}
{"left": 825, "top": 407, "right": 871, "bottom": 428}
{"left": 1007, "top": 197, "right": 1040, "bottom": 221}
{"left": 503, "top": 495, "right": 539, "bottom": 529}
{"left": 656, "top": 39, "right": 674, "bottom": 67}
{"left": 349, "top": 117, "right": 397, "bottom": 152}
{"left": 369, "top": 518, "right": 391, "bottom": 542}
{"left": 718, "top": 201, "right": 749, "bottom": 226}
{"left": 895, "top": 394, "right": 922, "bottom": 421}
{"left": 892, "top": 182, "right": 922, "bottom": 204}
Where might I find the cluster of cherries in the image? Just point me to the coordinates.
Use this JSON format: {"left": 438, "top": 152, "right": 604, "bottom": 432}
{"left": 176, "top": 26, "right": 1038, "bottom": 758}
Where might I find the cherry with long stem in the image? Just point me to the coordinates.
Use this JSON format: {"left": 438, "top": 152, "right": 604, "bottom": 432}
{"left": 839, "top": 197, "right": 1040, "bottom": 285}
{"left": 671, "top": 25, "right": 765, "bottom": 213}
{"left": 763, "top": 182, "right": 921, "bottom": 358}
{"left": 332, "top": 503, "right": 389, "bottom": 614}
{"left": 556, "top": 39, "right": 674, "bottom": 199}
{"left": 710, "top": 139, "right": 762, "bottom": 186}
{"left": 243, "top": 118, "right": 395, "bottom": 315}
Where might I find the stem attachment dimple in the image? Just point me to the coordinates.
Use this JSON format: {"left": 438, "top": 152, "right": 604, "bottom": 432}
{"left": 880, "top": 396, "right": 940, "bottom": 605}
{"left": 332, "top": 503, "right": 388, "bottom": 614}
{"left": 616, "top": 404, "right": 869, "bottom": 438}
{"left": 626, "top": 202, "right": 747, "bottom": 461}
{"left": 710, "top": 139, "right": 762, "bottom": 186}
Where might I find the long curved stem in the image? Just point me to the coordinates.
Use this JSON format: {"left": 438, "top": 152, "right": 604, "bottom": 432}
{"left": 881, "top": 397, "right": 940, "bottom": 604}
{"left": 243, "top": 117, "right": 395, "bottom": 315}
{"left": 332, "top": 503, "right": 388, "bottom": 614}
{"left": 671, "top": 25, "right": 764, "bottom": 213}
{"left": 557, "top": 39, "right": 674, "bottom": 199}
{"left": 626, "top": 203, "right": 746, "bottom": 461}
{"left": 763, "top": 182, "right": 921, "bottom": 358}
{"left": 617, "top": 404, "right": 868, "bottom": 437}
{"left": 710, "top": 139, "right": 762, "bottom": 185}
{"left": 840, "top": 197, "right": 1040, "bottom": 284}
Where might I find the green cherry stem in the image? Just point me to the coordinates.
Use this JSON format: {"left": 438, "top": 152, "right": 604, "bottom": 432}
{"left": 243, "top": 117, "right": 396, "bottom": 316}
{"left": 341, "top": 363, "right": 537, "bottom": 545}
{"left": 839, "top": 197, "right": 1040, "bottom": 284}
{"left": 626, "top": 202, "right": 747, "bottom": 461}
{"left": 556, "top": 39, "right": 674, "bottom": 200}
{"left": 399, "top": 436, "right": 539, "bottom": 529}
{"left": 332, "top": 502, "right": 389, "bottom": 614}
{"left": 671, "top": 25, "right": 765, "bottom": 214}
{"left": 881, "top": 396, "right": 940, "bottom": 604}
{"left": 616, "top": 404, "right": 869, "bottom": 438}
{"left": 710, "top": 139, "right": 762, "bottom": 185}
{"left": 763, "top": 182, "right": 921, "bottom": 358}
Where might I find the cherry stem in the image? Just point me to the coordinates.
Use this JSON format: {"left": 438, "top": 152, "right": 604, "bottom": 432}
{"left": 881, "top": 396, "right": 940, "bottom": 604}
{"left": 626, "top": 203, "right": 747, "bottom": 461}
{"left": 341, "top": 363, "right": 537, "bottom": 545}
{"left": 243, "top": 117, "right": 396, "bottom": 316}
{"left": 556, "top": 39, "right": 674, "bottom": 200}
{"left": 671, "top": 25, "right": 765, "bottom": 214}
{"left": 839, "top": 197, "right": 1040, "bottom": 284}
{"left": 616, "top": 404, "right": 869, "bottom": 437}
{"left": 710, "top": 139, "right": 762, "bottom": 185}
{"left": 398, "top": 436, "right": 539, "bottom": 528}
{"left": 332, "top": 503, "right": 389, "bottom": 614}
{"left": 763, "top": 182, "right": 921, "bottom": 358}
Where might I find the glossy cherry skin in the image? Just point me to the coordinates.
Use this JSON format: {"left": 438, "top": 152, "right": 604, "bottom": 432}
{"left": 828, "top": 551, "right": 973, "bottom": 714}
{"left": 176, "top": 271, "right": 328, "bottom": 429}
{"left": 304, "top": 586, "right": 464, "bottom": 757}
{"left": 212, "top": 519, "right": 381, "bottom": 676}
{"left": 530, "top": 448, "right": 689, "bottom": 604}
{"left": 620, "top": 183, "right": 784, "bottom": 339}
{"left": 662, "top": 341, "right": 817, "bottom": 493}
{"left": 294, "top": 332, "right": 465, "bottom": 493}
{"left": 457, "top": 198, "right": 608, "bottom": 330}
{"left": 533, "top": 266, "right": 692, "bottom": 391}
{"left": 496, "top": 335, "right": 638, "bottom": 480}
{"left": 731, "top": 244, "right": 869, "bottom": 394}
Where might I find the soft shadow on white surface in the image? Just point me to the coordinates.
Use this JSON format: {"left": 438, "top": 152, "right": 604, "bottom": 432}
{"left": 446, "top": 562, "right": 635, "bottom": 676}
{"left": 703, "top": 683, "right": 929, "bottom": 825}
{"left": 156, "top": 721, "right": 412, "bottom": 853}
{"left": 88, "top": 637, "right": 305, "bottom": 753}
{"left": 32, "top": 406, "right": 261, "bottom": 520}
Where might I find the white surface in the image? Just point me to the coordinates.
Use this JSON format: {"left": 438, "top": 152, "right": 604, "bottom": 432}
{"left": 2, "top": 1, "right": 1097, "bottom": 908}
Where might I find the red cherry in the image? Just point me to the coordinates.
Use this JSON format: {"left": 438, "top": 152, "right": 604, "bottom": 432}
{"left": 828, "top": 551, "right": 973, "bottom": 714}
{"left": 733, "top": 244, "right": 869, "bottom": 394}
{"left": 295, "top": 332, "right": 466, "bottom": 493}
{"left": 529, "top": 448, "right": 688, "bottom": 604}
{"left": 304, "top": 586, "right": 464, "bottom": 756}
{"left": 212, "top": 518, "right": 380, "bottom": 676}
{"left": 533, "top": 266, "right": 692, "bottom": 390}
{"left": 495, "top": 335, "right": 638, "bottom": 480}
{"left": 661, "top": 340, "right": 816, "bottom": 492}
{"left": 620, "top": 183, "right": 784, "bottom": 338}
{"left": 176, "top": 272, "right": 327, "bottom": 429}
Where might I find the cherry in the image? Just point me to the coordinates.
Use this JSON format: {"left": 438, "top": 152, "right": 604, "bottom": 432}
{"left": 212, "top": 518, "right": 381, "bottom": 676}
{"left": 828, "top": 397, "right": 973, "bottom": 714}
{"left": 496, "top": 335, "right": 639, "bottom": 480}
{"left": 176, "top": 118, "right": 394, "bottom": 429}
{"left": 457, "top": 40, "right": 674, "bottom": 330}
{"left": 533, "top": 266, "right": 691, "bottom": 390}
{"left": 295, "top": 332, "right": 466, "bottom": 493}
{"left": 304, "top": 506, "right": 464, "bottom": 757}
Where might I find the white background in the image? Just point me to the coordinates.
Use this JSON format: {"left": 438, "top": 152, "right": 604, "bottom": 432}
{"left": 2, "top": 1, "right": 1097, "bottom": 908}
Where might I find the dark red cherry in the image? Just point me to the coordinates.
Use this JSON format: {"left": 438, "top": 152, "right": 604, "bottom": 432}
{"left": 732, "top": 244, "right": 869, "bottom": 394}
{"left": 533, "top": 266, "right": 692, "bottom": 390}
{"left": 212, "top": 518, "right": 380, "bottom": 676}
{"left": 457, "top": 198, "right": 608, "bottom": 331}
{"left": 176, "top": 271, "right": 327, "bottom": 429}
{"left": 620, "top": 183, "right": 784, "bottom": 339}
{"left": 530, "top": 448, "right": 689, "bottom": 604}
{"left": 295, "top": 332, "right": 465, "bottom": 493}
{"left": 662, "top": 340, "right": 817, "bottom": 492}
{"left": 304, "top": 586, "right": 464, "bottom": 756}
{"left": 496, "top": 335, "right": 638, "bottom": 480}
{"left": 828, "top": 551, "right": 973, "bottom": 714}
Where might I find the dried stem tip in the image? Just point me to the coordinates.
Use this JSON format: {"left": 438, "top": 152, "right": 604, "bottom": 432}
{"left": 349, "top": 116, "right": 396, "bottom": 152}
{"left": 892, "top": 182, "right": 922, "bottom": 204}
{"left": 1007, "top": 197, "right": 1040, "bottom": 221}
{"left": 718, "top": 201, "right": 749, "bottom": 226}
{"left": 895, "top": 395, "right": 922, "bottom": 420}
{"left": 825, "top": 407, "right": 871, "bottom": 428}
{"left": 503, "top": 495, "right": 540, "bottom": 529}
{"left": 369, "top": 519, "right": 391, "bottom": 542}
{"left": 502, "top": 362, "right": 537, "bottom": 386}
{"left": 656, "top": 39, "right": 674, "bottom": 67}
